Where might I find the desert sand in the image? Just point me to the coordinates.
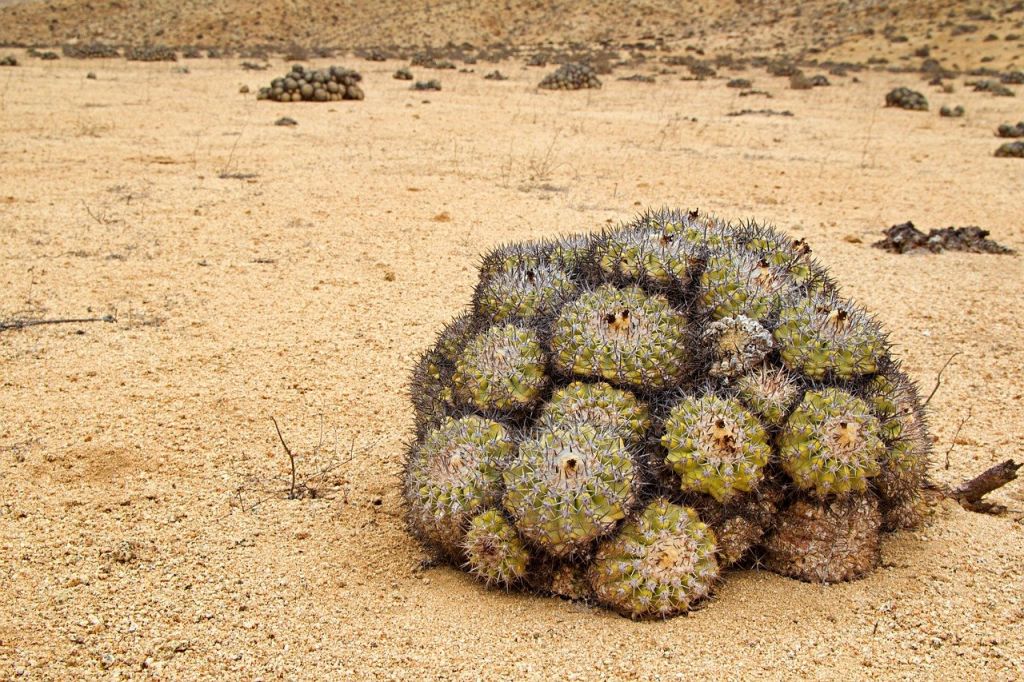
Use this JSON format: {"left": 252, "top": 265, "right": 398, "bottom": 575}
{"left": 1, "top": 41, "right": 1023, "bottom": 681}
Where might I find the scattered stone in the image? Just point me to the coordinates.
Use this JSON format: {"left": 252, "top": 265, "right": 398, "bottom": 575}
{"left": 617, "top": 73, "right": 655, "bottom": 83}
{"left": 971, "top": 80, "right": 1015, "bottom": 96}
{"left": 126, "top": 46, "right": 177, "bottom": 62}
{"left": 241, "top": 61, "right": 268, "bottom": 71}
{"left": 411, "top": 52, "right": 456, "bottom": 70}
{"left": 873, "top": 222, "right": 1014, "bottom": 254}
{"left": 939, "top": 105, "right": 965, "bottom": 117}
{"left": 687, "top": 62, "right": 716, "bottom": 79}
{"left": 413, "top": 80, "right": 442, "bottom": 91}
{"left": 727, "top": 78, "right": 752, "bottom": 88}
{"left": 257, "top": 64, "right": 365, "bottom": 102}
{"left": 483, "top": 70, "right": 508, "bottom": 81}
{"left": 86, "top": 71, "right": 97, "bottom": 80}
{"left": 62, "top": 43, "right": 119, "bottom": 59}
{"left": 239, "top": 85, "right": 250, "bottom": 94}
{"left": 1, "top": 55, "right": 19, "bottom": 67}
{"left": 997, "top": 121, "right": 1024, "bottom": 138}
{"left": 539, "top": 63, "right": 601, "bottom": 90}
{"left": 275, "top": 117, "right": 298, "bottom": 126}
{"left": 995, "top": 141, "right": 1024, "bottom": 158}
{"left": 727, "top": 108, "right": 794, "bottom": 117}
{"left": 394, "top": 67, "right": 413, "bottom": 80}
{"left": 885, "top": 87, "right": 928, "bottom": 111}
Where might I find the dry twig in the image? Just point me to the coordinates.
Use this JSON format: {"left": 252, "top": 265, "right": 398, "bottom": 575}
{"left": 0, "top": 314, "right": 115, "bottom": 333}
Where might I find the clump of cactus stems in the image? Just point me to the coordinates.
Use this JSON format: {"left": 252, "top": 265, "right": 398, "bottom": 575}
{"left": 404, "top": 207, "right": 931, "bottom": 619}
{"left": 257, "top": 64, "right": 364, "bottom": 102}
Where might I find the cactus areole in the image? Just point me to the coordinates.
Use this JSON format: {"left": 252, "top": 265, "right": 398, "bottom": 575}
{"left": 404, "top": 208, "right": 930, "bottom": 619}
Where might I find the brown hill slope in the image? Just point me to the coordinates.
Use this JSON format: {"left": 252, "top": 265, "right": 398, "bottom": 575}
{"left": 1, "top": 0, "right": 1021, "bottom": 58}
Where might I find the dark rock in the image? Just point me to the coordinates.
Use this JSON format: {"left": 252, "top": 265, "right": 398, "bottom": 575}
{"left": 873, "top": 222, "right": 1014, "bottom": 254}
{"left": 995, "top": 141, "right": 1024, "bottom": 158}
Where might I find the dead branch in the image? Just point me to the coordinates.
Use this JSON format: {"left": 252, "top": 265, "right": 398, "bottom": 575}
{"left": 271, "top": 416, "right": 298, "bottom": 500}
{"left": 951, "top": 459, "right": 1021, "bottom": 514}
{"left": 0, "top": 314, "right": 115, "bottom": 333}
{"left": 225, "top": 415, "right": 375, "bottom": 517}
{"left": 924, "top": 352, "right": 960, "bottom": 408}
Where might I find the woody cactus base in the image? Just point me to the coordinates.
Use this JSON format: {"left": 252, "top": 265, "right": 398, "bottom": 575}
{"left": 404, "top": 208, "right": 930, "bottom": 619}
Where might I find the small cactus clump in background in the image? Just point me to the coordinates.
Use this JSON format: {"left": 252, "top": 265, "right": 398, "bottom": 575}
{"left": 884, "top": 87, "right": 929, "bottom": 111}
{"left": 404, "top": 207, "right": 931, "bottom": 618}
{"left": 538, "top": 63, "right": 602, "bottom": 90}
{"left": 256, "top": 64, "right": 364, "bottom": 102}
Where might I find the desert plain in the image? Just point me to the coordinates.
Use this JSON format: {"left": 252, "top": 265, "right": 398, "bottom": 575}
{"left": 1, "top": 3, "right": 1024, "bottom": 680}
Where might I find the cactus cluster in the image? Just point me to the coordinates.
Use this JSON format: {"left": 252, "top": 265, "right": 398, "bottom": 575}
{"left": 256, "top": 64, "right": 364, "bottom": 102}
{"left": 404, "top": 208, "right": 930, "bottom": 619}
{"left": 884, "top": 87, "right": 928, "bottom": 111}
{"left": 538, "top": 63, "right": 602, "bottom": 90}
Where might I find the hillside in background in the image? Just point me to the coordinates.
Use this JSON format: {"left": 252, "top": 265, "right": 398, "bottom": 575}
{"left": 0, "top": 0, "right": 1022, "bottom": 69}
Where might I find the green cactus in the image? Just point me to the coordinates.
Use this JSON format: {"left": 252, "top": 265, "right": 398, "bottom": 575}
{"left": 478, "top": 234, "right": 593, "bottom": 281}
{"left": 410, "top": 313, "right": 475, "bottom": 437}
{"left": 403, "top": 207, "right": 930, "bottom": 617}
{"left": 540, "top": 381, "right": 651, "bottom": 445}
{"left": 774, "top": 293, "right": 887, "bottom": 380}
{"left": 503, "top": 420, "right": 637, "bottom": 557}
{"left": 632, "top": 207, "right": 733, "bottom": 250}
{"left": 733, "top": 222, "right": 834, "bottom": 294}
{"left": 478, "top": 242, "right": 549, "bottom": 280}
{"left": 593, "top": 223, "right": 698, "bottom": 290}
{"left": 865, "top": 368, "right": 931, "bottom": 529}
{"left": 404, "top": 416, "right": 514, "bottom": 556}
{"left": 452, "top": 323, "right": 549, "bottom": 412}
{"left": 462, "top": 509, "right": 531, "bottom": 586}
{"left": 588, "top": 499, "right": 719, "bottom": 618}
{"left": 778, "top": 388, "right": 885, "bottom": 497}
{"left": 550, "top": 284, "right": 690, "bottom": 390}
{"left": 661, "top": 395, "right": 771, "bottom": 501}
{"left": 734, "top": 364, "right": 802, "bottom": 427}
{"left": 700, "top": 248, "right": 800, "bottom": 321}
{"left": 473, "top": 262, "right": 578, "bottom": 324}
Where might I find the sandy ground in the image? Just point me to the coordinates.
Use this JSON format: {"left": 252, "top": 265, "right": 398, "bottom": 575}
{"left": 1, "top": 55, "right": 1023, "bottom": 680}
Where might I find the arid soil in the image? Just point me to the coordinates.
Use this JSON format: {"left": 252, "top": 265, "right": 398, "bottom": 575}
{"left": 1, "top": 47, "right": 1023, "bottom": 680}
